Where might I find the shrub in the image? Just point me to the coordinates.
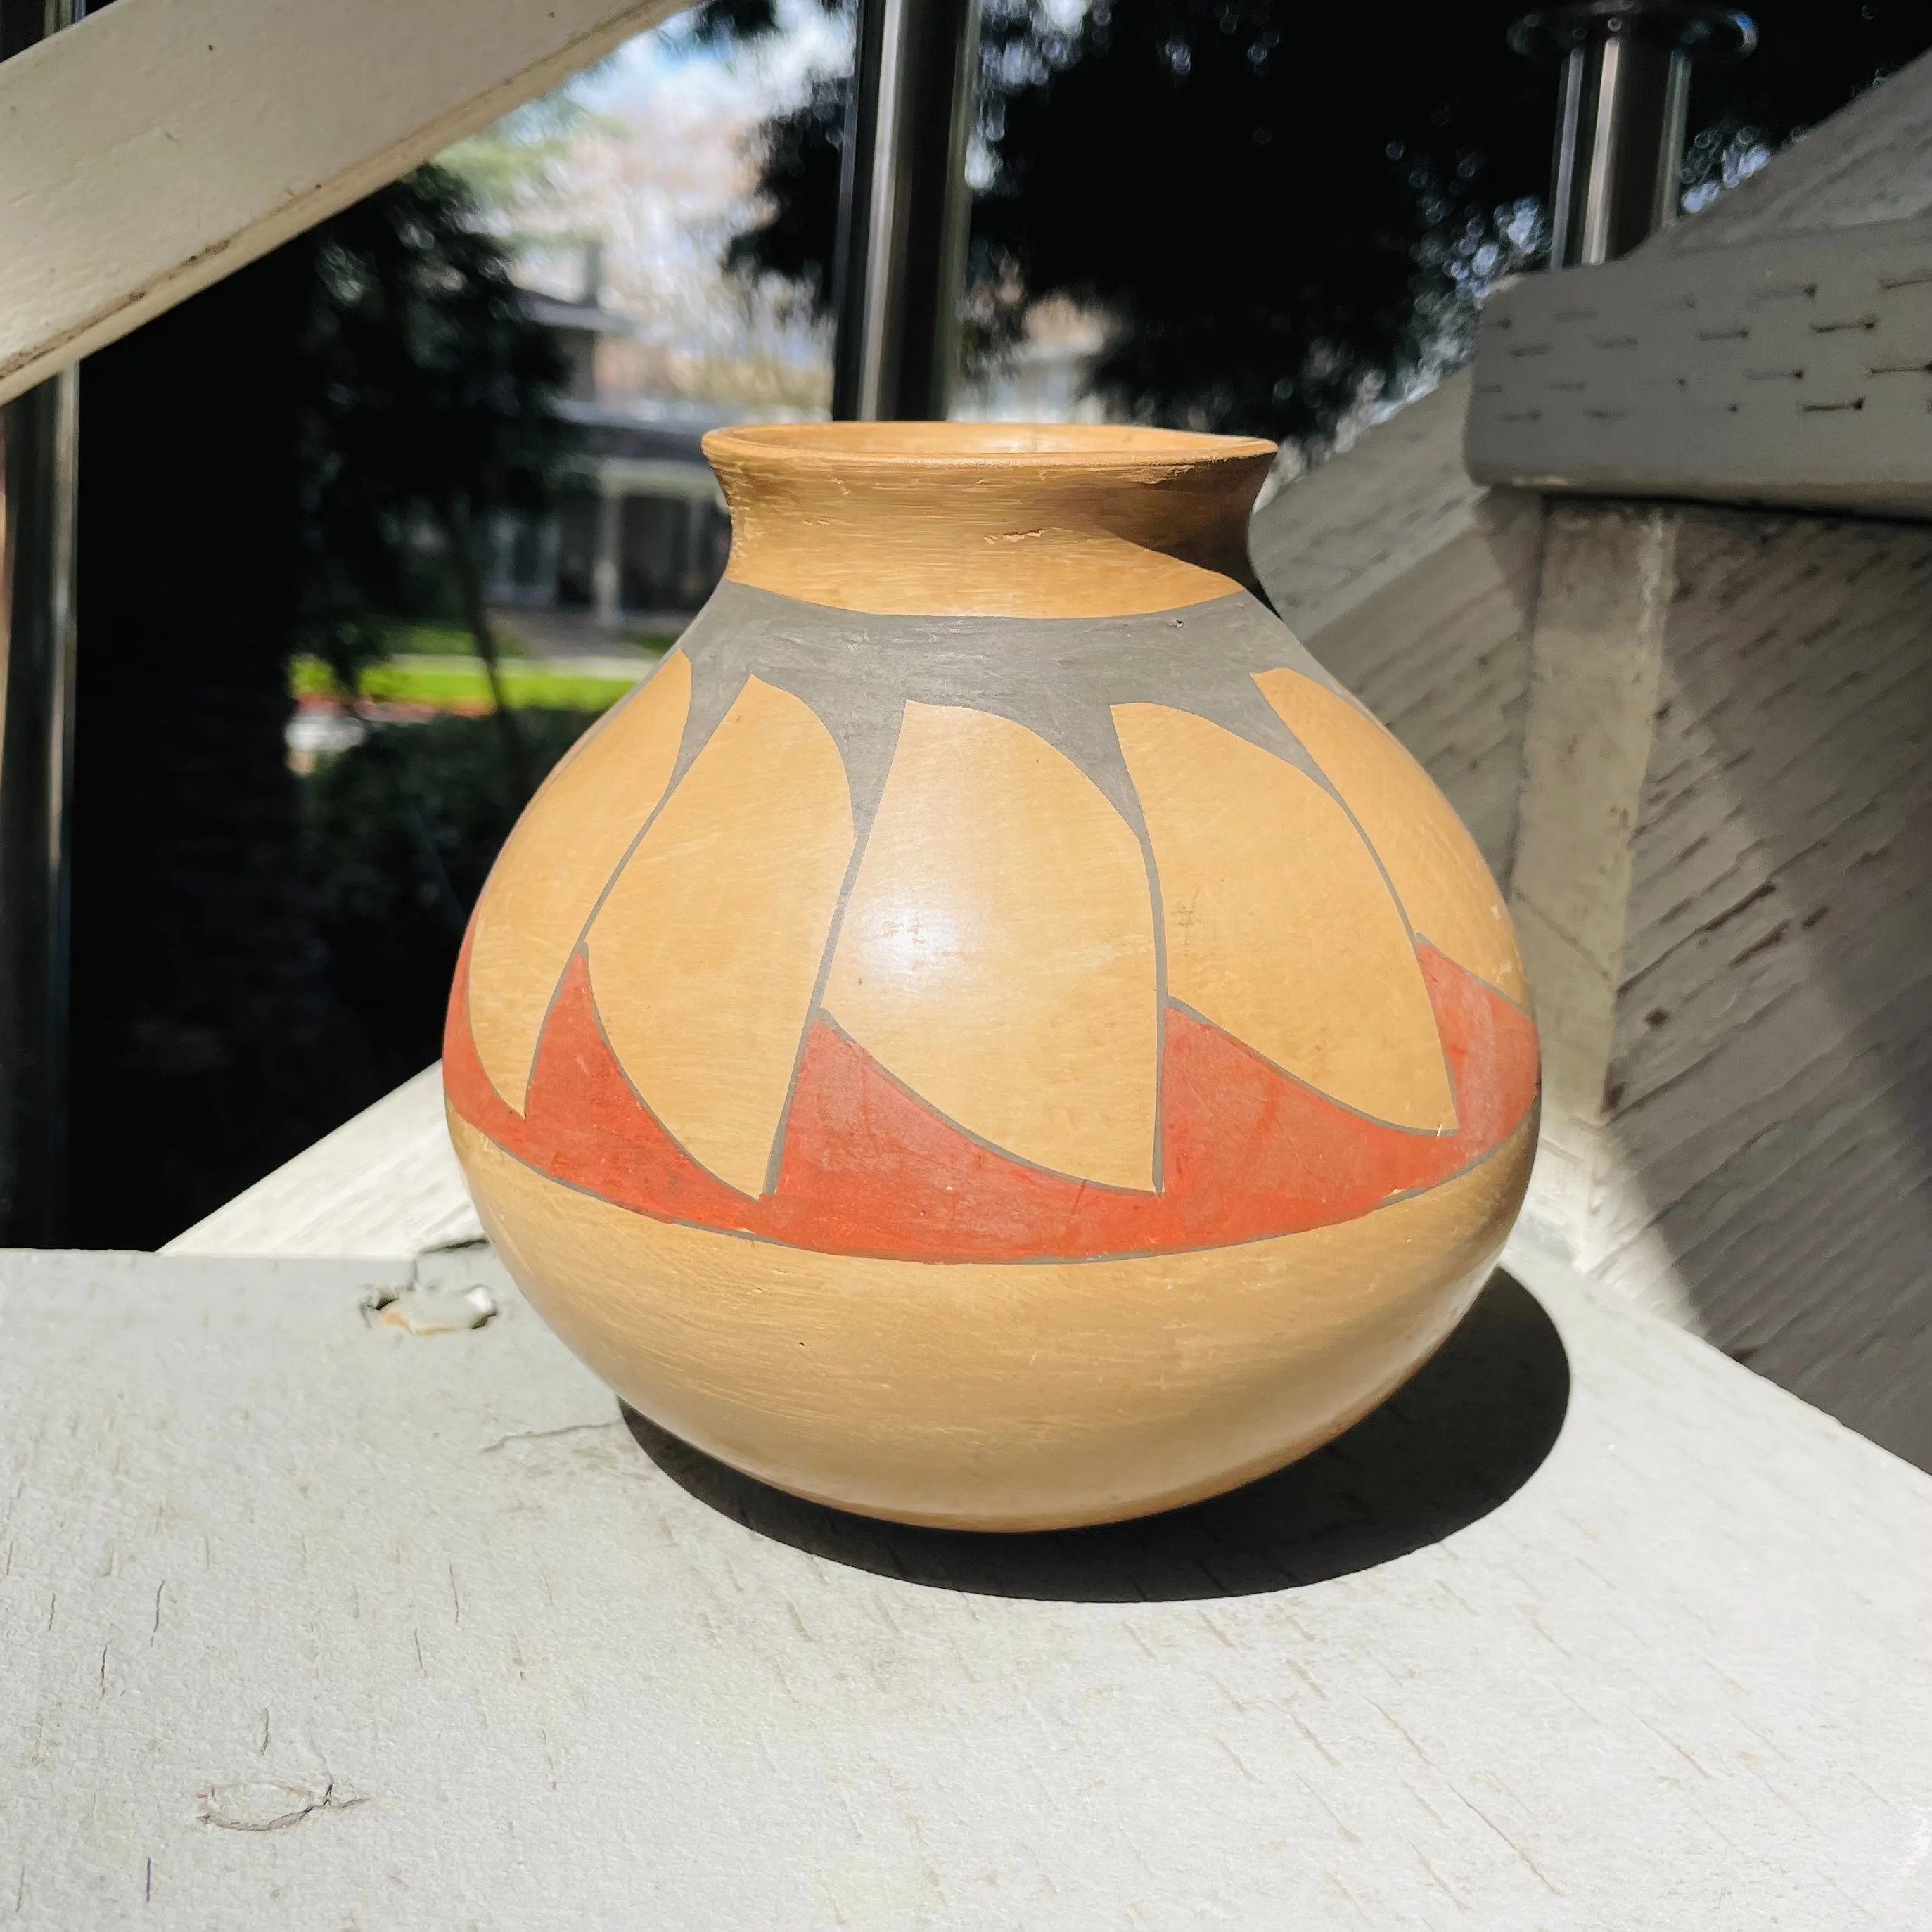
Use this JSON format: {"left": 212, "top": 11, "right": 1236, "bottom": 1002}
{"left": 303, "top": 709, "right": 602, "bottom": 1085}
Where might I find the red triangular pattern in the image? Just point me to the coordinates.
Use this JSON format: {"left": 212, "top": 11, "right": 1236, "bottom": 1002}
{"left": 445, "top": 921, "right": 1537, "bottom": 1261}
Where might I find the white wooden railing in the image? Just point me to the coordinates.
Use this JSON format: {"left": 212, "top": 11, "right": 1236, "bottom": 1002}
{"left": 0, "top": 0, "right": 677, "bottom": 407}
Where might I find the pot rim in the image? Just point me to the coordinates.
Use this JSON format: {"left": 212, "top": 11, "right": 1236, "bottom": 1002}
{"left": 703, "top": 420, "right": 1277, "bottom": 471}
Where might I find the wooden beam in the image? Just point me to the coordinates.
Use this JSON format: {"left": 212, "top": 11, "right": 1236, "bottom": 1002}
{"left": 0, "top": 0, "right": 679, "bottom": 408}
{"left": 1466, "top": 49, "right": 1932, "bottom": 519}
{"left": 1465, "top": 217, "right": 1932, "bottom": 520}
{"left": 1505, "top": 505, "right": 1677, "bottom": 1294}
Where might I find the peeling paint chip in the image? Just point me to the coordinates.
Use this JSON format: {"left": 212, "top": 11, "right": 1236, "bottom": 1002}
{"left": 361, "top": 1283, "right": 497, "bottom": 1335}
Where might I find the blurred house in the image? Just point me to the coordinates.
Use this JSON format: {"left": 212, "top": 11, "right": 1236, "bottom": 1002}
{"left": 488, "top": 248, "right": 732, "bottom": 629}
{"left": 492, "top": 280, "right": 1120, "bottom": 636}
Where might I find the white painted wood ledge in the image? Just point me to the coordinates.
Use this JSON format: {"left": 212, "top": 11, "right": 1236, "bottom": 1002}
{"left": 5, "top": 1240, "right": 1930, "bottom": 1929}
{"left": 0, "top": 0, "right": 680, "bottom": 407}
{"left": 165, "top": 1062, "right": 481, "bottom": 1259}
{"left": 1466, "top": 215, "right": 1932, "bottom": 518}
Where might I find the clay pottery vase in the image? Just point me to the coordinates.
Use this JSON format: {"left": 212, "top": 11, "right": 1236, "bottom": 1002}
{"left": 445, "top": 423, "right": 1539, "bottom": 1532}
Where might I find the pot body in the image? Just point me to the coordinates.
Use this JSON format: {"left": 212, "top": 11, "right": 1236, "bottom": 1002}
{"left": 446, "top": 425, "right": 1537, "bottom": 1530}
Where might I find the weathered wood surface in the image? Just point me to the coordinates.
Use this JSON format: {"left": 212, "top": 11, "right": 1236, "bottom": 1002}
{"left": 1506, "top": 505, "right": 1677, "bottom": 1281}
{"left": 1502, "top": 500, "right": 1932, "bottom": 1472}
{"left": 1466, "top": 53, "right": 1932, "bottom": 520}
{"left": 0, "top": 0, "right": 678, "bottom": 409}
{"left": 1251, "top": 375, "right": 1542, "bottom": 883}
{"left": 164, "top": 1063, "right": 482, "bottom": 1259}
{"left": 3, "top": 1242, "right": 1930, "bottom": 1929}
{"left": 1466, "top": 216, "right": 1932, "bottom": 519}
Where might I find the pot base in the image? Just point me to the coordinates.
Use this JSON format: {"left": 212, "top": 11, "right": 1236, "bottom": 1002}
{"left": 456, "top": 1112, "right": 1532, "bottom": 1532}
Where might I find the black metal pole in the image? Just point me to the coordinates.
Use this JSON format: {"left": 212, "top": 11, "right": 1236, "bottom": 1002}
{"left": 0, "top": 0, "right": 84, "bottom": 1244}
{"left": 1511, "top": 1, "right": 1753, "bottom": 267}
{"left": 831, "top": 0, "right": 982, "bottom": 421}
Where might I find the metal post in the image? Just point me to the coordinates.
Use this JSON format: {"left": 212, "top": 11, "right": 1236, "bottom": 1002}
{"left": 831, "top": 0, "right": 982, "bottom": 421}
{"left": 0, "top": 0, "right": 84, "bottom": 1245}
{"left": 1511, "top": 1, "right": 1753, "bottom": 268}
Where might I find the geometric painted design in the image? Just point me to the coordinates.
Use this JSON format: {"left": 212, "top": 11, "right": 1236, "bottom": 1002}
{"left": 446, "top": 932, "right": 1535, "bottom": 1263}
{"left": 1254, "top": 667, "right": 1528, "bottom": 1004}
{"left": 823, "top": 701, "right": 1158, "bottom": 1189}
{"left": 1115, "top": 700, "right": 1456, "bottom": 1131}
{"left": 446, "top": 581, "right": 1537, "bottom": 1267}
{"left": 465, "top": 649, "right": 689, "bottom": 1112}
{"left": 584, "top": 675, "right": 852, "bottom": 1196}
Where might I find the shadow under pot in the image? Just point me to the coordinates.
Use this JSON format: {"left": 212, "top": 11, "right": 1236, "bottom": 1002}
{"left": 444, "top": 421, "right": 1541, "bottom": 1533}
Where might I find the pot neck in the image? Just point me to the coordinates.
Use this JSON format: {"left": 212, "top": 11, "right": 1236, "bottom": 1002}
{"left": 700, "top": 423, "right": 1277, "bottom": 620}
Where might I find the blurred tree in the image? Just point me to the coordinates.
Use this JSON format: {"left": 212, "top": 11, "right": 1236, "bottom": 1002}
{"left": 298, "top": 167, "right": 575, "bottom": 795}
{"left": 440, "top": 87, "right": 612, "bottom": 212}
{"left": 70, "top": 168, "right": 573, "bottom": 1245}
{"left": 707, "top": 0, "right": 1932, "bottom": 446}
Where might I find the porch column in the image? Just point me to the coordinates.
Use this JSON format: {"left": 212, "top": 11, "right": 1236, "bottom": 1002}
{"left": 592, "top": 487, "right": 621, "bottom": 627}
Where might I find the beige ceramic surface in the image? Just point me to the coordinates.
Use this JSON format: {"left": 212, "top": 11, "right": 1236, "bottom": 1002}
{"left": 585, "top": 676, "right": 852, "bottom": 1196}
{"left": 466, "top": 651, "right": 690, "bottom": 1110}
{"left": 1115, "top": 700, "right": 1457, "bottom": 1130}
{"left": 447, "top": 423, "right": 1540, "bottom": 1530}
{"left": 704, "top": 421, "right": 1277, "bottom": 618}
{"left": 1258, "top": 667, "right": 1530, "bottom": 1004}
{"left": 821, "top": 700, "right": 1160, "bottom": 1191}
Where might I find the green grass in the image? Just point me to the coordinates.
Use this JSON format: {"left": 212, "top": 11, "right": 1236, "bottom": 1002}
{"left": 383, "top": 622, "right": 530, "bottom": 659}
{"left": 292, "top": 653, "right": 644, "bottom": 712}
{"left": 387, "top": 620, "right": 680, "bottom": 660}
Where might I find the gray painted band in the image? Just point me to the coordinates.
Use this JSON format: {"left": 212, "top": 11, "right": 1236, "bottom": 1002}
{"left": 664, "top": 580, "right": 1350, "bottom": 843}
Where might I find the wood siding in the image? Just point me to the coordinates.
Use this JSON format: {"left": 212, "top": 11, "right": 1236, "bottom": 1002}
{"left": 1596, "top": 508, "right": 1932, "bottom": 1466}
